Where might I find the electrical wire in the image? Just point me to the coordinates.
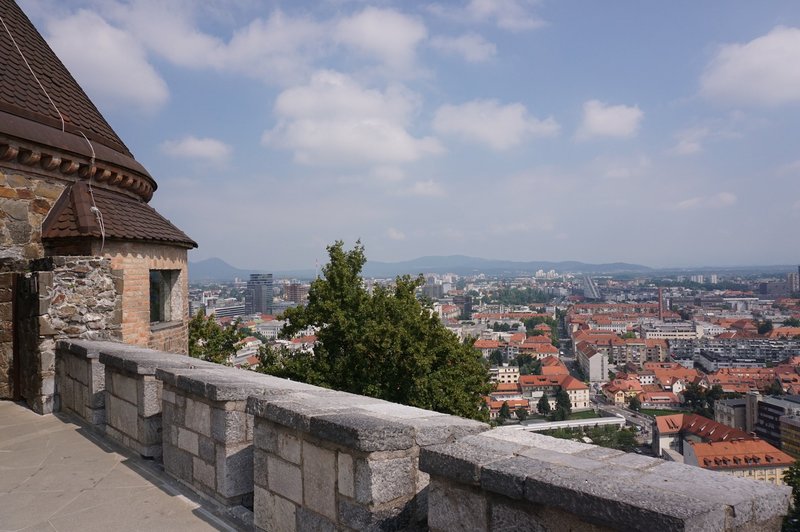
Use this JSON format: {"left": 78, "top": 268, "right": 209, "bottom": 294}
{"left": 78, "top": 132, "right": 106, "bottom": 255}
{"left": 0, "top": 13, "right": 65, "bottom": 132}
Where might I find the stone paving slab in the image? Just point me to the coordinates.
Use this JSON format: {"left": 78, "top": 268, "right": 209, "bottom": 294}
{"left": 0, "top": 401, "right": 243, "bottom": 532}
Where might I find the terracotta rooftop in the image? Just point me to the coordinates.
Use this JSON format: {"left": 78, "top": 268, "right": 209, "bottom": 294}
{"left": 41, "top": 182, "right": 197, "bottom": 248}
{"left": 689, "top": 439, "right": 794, "bottom": 471}
{"left": 0, "top": 0, "right": 131, "bottom": 155}
{"left": 655, "top": 413, "right": 754, "bottom": 442}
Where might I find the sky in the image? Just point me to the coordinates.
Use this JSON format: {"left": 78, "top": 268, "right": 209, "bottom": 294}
{"left": 19, "top": 0, "right": 800, "bottom": 270}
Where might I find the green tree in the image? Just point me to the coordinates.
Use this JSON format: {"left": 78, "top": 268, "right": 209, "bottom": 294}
{"left": 758, "top": 319, "right": 774, "bottom": 335}
{"left": 498, "top": 401, "right": 511, "bottom": 420}
{"left": 515, "top": 407, "right": 529, "bottom": 421}
{"left": 784, "top": 317, "right": 800, "bottom": 327}
{"left": 275, "top": 241, "right": 491, "bottom": 421}
{"left": 768, "top": 380, "right": 786, "bottom": 396}
{"left": 629, "top": 395, "right": 642, "bottom": 412}
{"left": 188, "top": 309, "right": 244, "bottom": 364}
{"left": 783, "top": 461, "right": 800, "bottom": 531}
{"left": 489, "top": 349, "right": 505, "bottom": 366}
{"left": 537, "top": 392, "right": 551, "bottom": 415}
{"left": 555, "top": 388, "right": 572, "bottom": 418}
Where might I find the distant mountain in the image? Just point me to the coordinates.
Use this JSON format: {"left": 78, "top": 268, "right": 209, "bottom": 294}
{"left": 190, "top": 255, "right": 651, "bottom": 282}
{"left": 188, "top": 258, "right": 255, "bottom": 281}
{"left": 363, "top": 256, "right": 652, "bottom": 277}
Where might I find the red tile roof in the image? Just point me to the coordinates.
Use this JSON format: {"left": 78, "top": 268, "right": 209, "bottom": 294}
{"left": 689, "top": 439, "right": 793, "bottom": 471}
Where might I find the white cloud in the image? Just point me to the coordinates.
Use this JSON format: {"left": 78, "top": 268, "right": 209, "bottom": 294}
{"left": 433, "top": 99, "right": 559, "bottom": 150}
{"left": 103, "top": 2, "right": 325, "bottom": 86}
{"left": 372, "top": 166, "right": 406, "bottom": 182}
{"left": 576, "top": 100, "right": 643, "bottom": 140}
{"left": 334, "top": 8, "right": 427, "bottom": 73}
{"left": 387, "top": 227, "right": 406, "bottom": 240}
{"left": 701, "top": 26, "right": 800, "bottom": 106}
{"left": 671, "top": 127, "right": 709, "bottom": 155}
{"left": 161, "top": 136, "right": 232, "bottom": 162}
{"left": 430, "top": 33, "right": 496, "bottom": 62}
{"left": 430, "top": 0, "right": 544, "bottom": 32}
{"left": 673, "top": 192, "right": 737, "bottom": 210}
{"left": 708, "top": 192, "right": 737, "bottom": 208}
{"left": 403, "top": 180, "right": 445, "bottom": 197}
{"left": 592, "top": 155, "right": 651, "bottom": 179}
{"left": 263, "top": 71, "right": 442, "bottom": 166}
{"left": 45, "top": 10, "right": 168, "bottom": 112}
{"left": 778, "top": 160, "right": 800, "bottom": 175}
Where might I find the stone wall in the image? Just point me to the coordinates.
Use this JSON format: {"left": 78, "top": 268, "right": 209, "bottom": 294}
{"left": 0, "top": 167, "right": 64, "bottom": 262}
{"left": 156, "top": 367, "right": 321, "bottom": 508}
{"left": 0, "top": 258, "right": 26, "bottom": 399}
{"left": 97, "top": 343, "right": 215, "bottom": 458}
{"left": 101, "top": 241, "right": 189, "bottom": 354}
{"left": 246, "top": 391, "right": 486, "bottom": 531}
{"left": 51, "top": 339, "right": 792, "bottom": 532}
{"left": 16, "top": 257, "right": 121, "bottom": 413}
{"left": 420, "top": 428, "right": 792, "bottom": 532}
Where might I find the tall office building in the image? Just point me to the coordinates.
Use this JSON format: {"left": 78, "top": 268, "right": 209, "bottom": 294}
{"left": 286, "top": 283, "right": 309, "bottom": 303}
{"left": 789, "top": 270, "right": 800, "bottom": 294}
{"left": 245, "top": 273, "right": 274, "bottom": 315}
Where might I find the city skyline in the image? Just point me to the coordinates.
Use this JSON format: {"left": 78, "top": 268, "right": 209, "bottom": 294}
{"left": 21, "top": 0, "right": 800, "bottom": 270}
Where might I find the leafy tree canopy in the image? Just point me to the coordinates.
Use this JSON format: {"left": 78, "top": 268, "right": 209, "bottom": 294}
{"left": 188, "top": 309, "right": 244, "bottom": 364}
{"left": 264, "top": 241, "right": 491, "bottom": 421}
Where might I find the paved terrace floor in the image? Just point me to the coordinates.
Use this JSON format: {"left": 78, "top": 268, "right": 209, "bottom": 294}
{"left": 0, "top": 401, "right": 242, "bottom": 532}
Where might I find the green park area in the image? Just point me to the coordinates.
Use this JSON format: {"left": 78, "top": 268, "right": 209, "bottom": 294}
{"left": 639, "top": 408, "right": 684, "bottom": 417}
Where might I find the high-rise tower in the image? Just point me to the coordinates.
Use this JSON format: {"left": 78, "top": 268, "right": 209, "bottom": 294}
{"left": 245, "top": 273, "right": 274, "bottom": 315}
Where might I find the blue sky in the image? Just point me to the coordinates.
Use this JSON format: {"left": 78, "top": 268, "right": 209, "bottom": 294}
{"left": 21, "top": 0, "right": 800, "bottom": 270}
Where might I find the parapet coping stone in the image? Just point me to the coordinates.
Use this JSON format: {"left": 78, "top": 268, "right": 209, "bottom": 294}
{"left": 97, "top": 345, "right": 218, "bottom": 375}
{"left": 155, "top": 365, "right": 324, "bottom": 402}
{"left": 56, "top": 338, "right": 114, "bottom": 360}
{"left": 419, "top": 427, "right": 792, "bottom": 532}
{"left": 247, "top": 391, "right": 488, "bottom": 453}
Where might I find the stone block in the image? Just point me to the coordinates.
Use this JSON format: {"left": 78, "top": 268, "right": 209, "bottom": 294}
{"left": 162, "top": 388, "right": 176, "bottom": 405}
{"left": 199, "top": 435, "right": 216, "bottom": 463}
{"left": 338, "top": 499, "right": 416, "bottom": 532}
{"left": 354, "top": 456, "right": 415, "bottom": 506}
{"left": 338, "top": 452, "right": 355, "bottom": 498}
{"left": 216, "top": 443, "right": 254, "bottom": 499}
{"left": 111, "top": 371, "right": 138, "bottom": 405}
{"left": 302, "top": 441, "right": 337, "bottom": 520}
{"left": 211, "top": 407, "right": 248, "bottom": 444}
{"left": 138, "top": 376, "right": 161, "bottom": 417}
{"left": 193, "top": 456, "right": 215, "bottom": 489}
{"left": 136, "top": 414, "right": 162, "bottom": 447}
{"left": 489, "top": 501, "right": 547, "bottom": 531}
{"left": 185, "top": 397, "right": 212, "bottom": 436}
{"left": 268, "top": 455, "right": 303, "bottom": 504}
{"left": 310, "top": 412, "right": 415, "bottom": 452}
{"left": 106, "top": 393, "right": 138, "bottom": 439}
{"left": 163, "top": 443, "right": 193, "bottom": 483}
{"left": 178, "top": 427, "right": 199, "bottom": 456}
{"left": 419, "top": 438, "right": 520, "bottom": 486}
{"left": 254, "top": 448, "right": 269, "bottom": 489}
{"left": 428, "top": 479, "right": 487, "bottom": 532}
{"left": 296, "top": 507, "right": 336, "bottom": 532}
{"left": 254, "top": 485, "right": 296, "bottom": 532}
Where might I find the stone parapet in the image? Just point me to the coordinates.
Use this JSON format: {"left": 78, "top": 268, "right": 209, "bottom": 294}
{"left": 48, "top": 340, "right": 792, "bottom": 531}
{"left": 420, "top": 427, "right": 792, "bottom": 532}
{"left": 97, "top": 341, "right": 215, "bottom": 458}
{"left": 246, "top": 390, "right": 488, "bottom": 531}
{"left": 55, "top": 340, "right": 105, "bottom": 427}
{"left": 155, "top": 365, "right": 320, "bottom": 507}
